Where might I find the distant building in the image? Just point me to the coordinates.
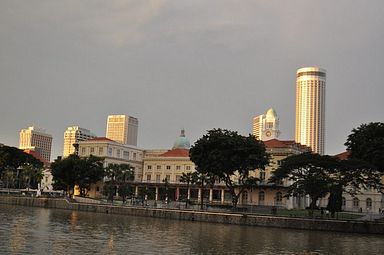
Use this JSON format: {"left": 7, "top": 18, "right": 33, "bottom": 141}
{"left": 63, "top": 126, "right": 96, "bottom": 157}
{"left": 106, "top": 115, "right": 138, "bottom": 146}
{"left": 241, "top": 139, "right": 311, "bottom": 208}
{"left": 295, "top": 67, "right": 326, "bottom": 154}
{"left": 78, "top": 137, "right": 143, "bottom": 198}
{"left": 335, "top": 151, "right": 384, "bottom": 214}
{"left": 19, "top": 126, "right": 52, "bottom": 162}
{"left": 252, "top": 108, "right": 280, "bottom": 141}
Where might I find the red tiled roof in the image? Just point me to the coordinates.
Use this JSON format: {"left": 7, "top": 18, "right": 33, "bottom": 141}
{"left": 263, "top": 139, "right": 290, "bottom": 148}
{"left": 86, "top": 137, "right": 115, "bottom": 142}
{"left": 335, "top": 151, "right": 350, "bottom": 160}
{"left": 263, "top": 139, "right": 311, "bottom": 152}
{"left": 23, "top": 149, "right": 50, "bottom": 166}
{"left": 160, "top": 148, "right": 190, "bottom": 157}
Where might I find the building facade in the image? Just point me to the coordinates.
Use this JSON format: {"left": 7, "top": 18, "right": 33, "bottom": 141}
{"left": 106, "top": 115, "right": 138, "bottom": 146}
{"left": 295, "top": 67, "right": 326, "bottom": 155}
{"left": 252, "top": 108, "right": 280, "bottom": 141}
{"left": 240, "top": 139, "right": 312, "bottom": 208}
{"left": 63, "top": 126, "right": 96, "bottom": 157}
{"left": 19, "top": 126, "right": 53, "bottom": 162}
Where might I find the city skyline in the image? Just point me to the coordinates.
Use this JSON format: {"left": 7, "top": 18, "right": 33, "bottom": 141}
{"left": 1, "top": 1, "right": 383, "bottom": 159}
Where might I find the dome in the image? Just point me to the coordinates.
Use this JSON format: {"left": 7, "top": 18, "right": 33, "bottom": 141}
{"left": 266, "top": 108, "right": 277, "bottom": 118}
{"left": 172, "top": 129, "right": 191, "bottom": 149}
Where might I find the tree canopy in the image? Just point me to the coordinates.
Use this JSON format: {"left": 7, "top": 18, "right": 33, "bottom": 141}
{"left": 345, "top": 122, "right": 384, "bottom": 172}
{"left": 190, "top": 128, "right": 270, "bottom": 208}
{"left": 0, "top": 145, "right": 43, "bottom": 189}
{"left": 51, "top": 154, "right": 104, "bottom": 196}
{"left": 270, "top": 152, "right": 383, "bottom": 216}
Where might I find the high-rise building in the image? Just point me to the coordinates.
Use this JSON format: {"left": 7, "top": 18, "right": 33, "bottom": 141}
{"left": 19, "top": 126, "right": 53, "bottom": 162}
{"left": 252, "top": 108, "right": 280, "bottom": 141}
{"left": 295, "top": 67, "right": 326, "bottom": 155}
{"left": 63, "top": 126, "right": 96, "bottom": 157}
{"left": 106, "top": 115, "right": 138, "bottom": 146}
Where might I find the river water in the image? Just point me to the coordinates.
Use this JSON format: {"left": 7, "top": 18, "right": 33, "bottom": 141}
{"left": 0, "top": 204, "right": 383, "bottom": 255}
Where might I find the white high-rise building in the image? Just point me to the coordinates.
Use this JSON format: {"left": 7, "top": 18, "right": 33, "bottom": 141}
{"left": 63, "top": 126, "right": 96, "bottom": 157}
{"left": 252, "top": 108, "right": 280, "bottom": 141}
{"left": 106, "top": 115, "right": 138, "bottom": 146}
{"left": 295, "top": 67, "right": 326, "bottom": 155}
{"left": 19, "top": 126, "right": 53, "bottom": 162}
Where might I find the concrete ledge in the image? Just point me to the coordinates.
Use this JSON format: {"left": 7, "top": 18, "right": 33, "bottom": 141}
{"left": 1, "top": 196, "right": 383, "bottom": 235}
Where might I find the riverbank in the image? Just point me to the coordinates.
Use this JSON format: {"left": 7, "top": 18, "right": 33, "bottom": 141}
{"left": 1, "top": 196, "right": 383, "bottom": 235}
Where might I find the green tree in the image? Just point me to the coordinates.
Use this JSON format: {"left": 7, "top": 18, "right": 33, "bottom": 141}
{"left": 345, "top": 122, "right": 384, "bottom": 172}
{"left": 0, "top": 145, "right": 43, "bottom": 189}
{"left": 190, "top": 129, "right": 270, "bottom": 208}
{"left": 180, "top": 172, "right": 198, "bottom": 208}
{"left": 104, "top": 163, "right": 134, "bottom": 202}
{"left": 51, "top": 154, "right": 104, "bottom": 197}
{"left": 270, "top": 153, "right": 332, "bottom": 216}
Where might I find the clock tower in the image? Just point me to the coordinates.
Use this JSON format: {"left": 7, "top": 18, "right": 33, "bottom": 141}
{"left": 252, "top": 108, "right": 280, "bottom": 141}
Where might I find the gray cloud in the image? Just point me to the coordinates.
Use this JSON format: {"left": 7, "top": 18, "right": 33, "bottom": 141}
{"left": 1, "top": 0, "right": 383, "bottom": 159}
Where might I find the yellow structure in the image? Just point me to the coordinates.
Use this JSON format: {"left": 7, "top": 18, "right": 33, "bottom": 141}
{"left": 106, "top": 115, "right": 138, "bottom": 146}
{"left": 63, "top": 126, "right": 96, "bottom": 157}
{"left": 19, "top": 126, "right": 52, "bottom": 162}
{"left": 295, "top": 67, "right": 326, "bottom": 155}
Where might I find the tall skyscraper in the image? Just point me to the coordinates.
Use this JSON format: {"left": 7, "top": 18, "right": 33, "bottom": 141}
{"left": 19, "top": 126, "right": 53, "bottom": 162}
{"left": 252, "top": 108, "right": 280, "bottom": 141}
{"left": 106, "top": 115, "right": 138, "bottom": 146}
{"left": 295, "top": 67, "right": 326, "bottom": 155}
{"left": 63, "top": 126, "right": 96, "bottom": 157}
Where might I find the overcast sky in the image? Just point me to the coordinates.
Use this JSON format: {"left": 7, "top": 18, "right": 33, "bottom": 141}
{"left": 1, "top": 0, "right": 383, "bottom": 160}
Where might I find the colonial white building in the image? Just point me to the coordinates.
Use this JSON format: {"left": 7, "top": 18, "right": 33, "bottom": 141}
{"left": 252, "top": 108, "right": 280, "bottom": 141}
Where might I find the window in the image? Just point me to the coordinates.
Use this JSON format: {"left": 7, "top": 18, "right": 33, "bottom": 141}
{"left": 259, "top": 191, "right": 265, "bottom": 205}
{"left": 176, "top": 166, "right": 181, "bottom": 170}
{"left": 342, "top": 197, "right": 346, "bottom": 207}
{"left": 99, "top": 147, "right": 104, "bottom": 155}
{"left": 146, "top": 174, "right": 151, "bottom": 181}
{"left": 156, "top": 174, "right": 161, "bottom": 182}
{"left": 277, "top": 160, "right": 282, "bottom": 166}
{"left": 117, "top": 149, "right": 121, "bottom": 158}
{"left": 186, "top": 166, "right": 191, "bottom": 170}
{"left": 108, "top": 148, "right": 112, "bottom": 156}
{"left": 366, "top": 198, "right": 372, "bottom": 209}
{"left": 123, "top": 151, "right": 129, "bottom": 159}
{"left": 259, "top": 171, "right": 265, "bottom": 181}
{"left": 353, "top": 197, "right": 359, "bottom": 208}
{"left": 147, "top": 165, "right": 152, "bottom": 170}
{"left": 166, "top": 165, "right": 171, "bottom": 170}
{"left": 165, "top": 175, "right": 171, "bottom": 181}
{"left": 157, "top": 165, "right": 161, "bottom": 170}
{"left": 276, "top": 192, "right": 282, "bottom": 205}
{"left": 242, "top": 191, "right": 248, "bottom": 203}
{"left": 81, "top": 147, "right": 86, "bottom": 155}
{"left": 90, "top": 147, "right": 95, "bottom": 154}
{"left": 133, "top": 153, "right": 137, "bottom": 160}
{"left": 176, "top": 175, "right": 181, "bottom": 182}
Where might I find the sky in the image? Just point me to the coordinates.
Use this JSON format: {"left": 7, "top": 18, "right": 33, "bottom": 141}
{"left": 1, "top": 0, "right": 383, "bottom": 160}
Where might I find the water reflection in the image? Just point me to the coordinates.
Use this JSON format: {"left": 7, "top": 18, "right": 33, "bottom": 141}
{"left": 0, "top": 204, "right": 383, "bottom": 255}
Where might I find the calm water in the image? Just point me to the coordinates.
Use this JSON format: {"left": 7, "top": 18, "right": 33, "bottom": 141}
{"left": 0, "top": 204, "right": 383, "bottom": 255}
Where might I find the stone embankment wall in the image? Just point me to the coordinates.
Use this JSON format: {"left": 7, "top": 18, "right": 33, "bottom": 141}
{"left": 1, "top": 196, "right": 383, "bottom": 235}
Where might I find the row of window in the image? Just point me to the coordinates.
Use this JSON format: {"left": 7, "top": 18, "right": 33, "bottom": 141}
{"left": 147, "top": 165, "right": 192, "bottom": 171}
{"left": 81, "top": 146, "right": 139, "bottom": 160}
{"left": 146, "top": 174, "right": 181, "bottom": 182}
{"left": 345, "top": 197, "right": 373, "bottom": 209}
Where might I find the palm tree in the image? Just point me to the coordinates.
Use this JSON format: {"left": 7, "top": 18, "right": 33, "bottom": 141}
{"left": 180, "top": 172, "right": 198, "bottom": 208}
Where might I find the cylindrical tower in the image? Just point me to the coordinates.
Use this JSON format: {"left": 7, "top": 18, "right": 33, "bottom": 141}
{"left": 295, "top": 67, "right": 326, "bottom": 155}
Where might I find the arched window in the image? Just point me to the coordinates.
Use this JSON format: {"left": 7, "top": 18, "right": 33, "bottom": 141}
{"left": 353, "top": 197, "right": 359, "bottom": 208}
{"left": 342, "top": 197, "right": 346, "bottom": 208}
{"left": 275, "top": 192, "right": 283, "bottom": 205}
{"left": 242, "top": 191, "right": 248, "bottom": 204}
{"left": 366, "top": 198, "right": 372, "bottom": 209}
{"left": 259, "top": 191, "right": 265, "bottom": 205}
